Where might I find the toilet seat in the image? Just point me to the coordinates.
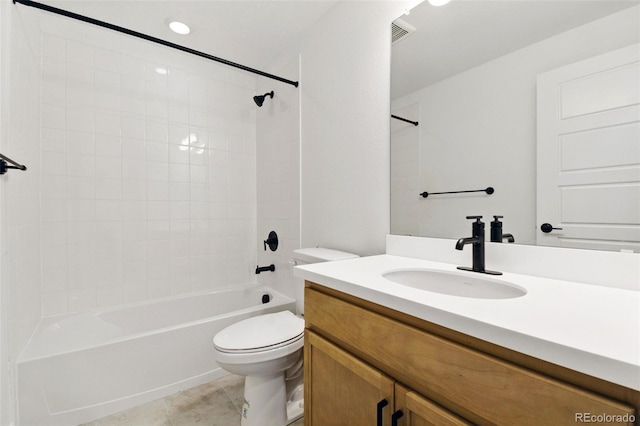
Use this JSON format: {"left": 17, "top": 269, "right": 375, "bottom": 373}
{"left": 214, "top": 311, "right": 304, "bottom": 354}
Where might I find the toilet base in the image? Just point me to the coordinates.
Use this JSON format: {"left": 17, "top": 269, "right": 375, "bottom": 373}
{"left": 241, "top": 374, "right": 285, "bottom": 426}
{"left": 285, "top": 385, "right": 304, "bottom": 425}
{"left": 240, "top": 374, "right": 303, "bottom": 426}
{"left": 285, "top": 357, "right": 304, "bottom": 424}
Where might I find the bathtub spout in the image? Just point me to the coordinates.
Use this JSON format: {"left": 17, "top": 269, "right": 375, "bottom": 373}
{"left": 256, "top": 264, "right": 275, "bottom": 274}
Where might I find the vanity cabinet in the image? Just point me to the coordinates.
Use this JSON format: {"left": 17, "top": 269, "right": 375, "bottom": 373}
{"left": 305, "top": 330, "right": 469, "bottom": 426}
{"left": 303, "top": 282, "right": 639, "bottom": 426}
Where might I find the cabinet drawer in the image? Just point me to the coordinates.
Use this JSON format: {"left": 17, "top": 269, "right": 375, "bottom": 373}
{"left": 305, "top": 287, "right": 635, "bottom": 425}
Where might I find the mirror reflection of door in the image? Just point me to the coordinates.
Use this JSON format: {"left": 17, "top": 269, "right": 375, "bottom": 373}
{"left": 537, "top": 44, "right": 640, "bottom": 251}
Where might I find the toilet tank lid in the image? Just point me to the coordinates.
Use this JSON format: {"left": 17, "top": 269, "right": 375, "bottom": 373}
{"left": 293, "top": 247, "right": 359, "bottom": 263}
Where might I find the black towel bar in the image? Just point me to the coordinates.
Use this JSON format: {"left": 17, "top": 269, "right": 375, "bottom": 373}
{"left": 420, "top": 187, "right": 494, "bottom": 198}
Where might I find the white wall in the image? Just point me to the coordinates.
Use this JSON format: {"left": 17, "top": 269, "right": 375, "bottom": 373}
{"left": 299, "top": 0, "right": 419, "bottom": 256}
{"left": 391, "top": 6, "right": 640, "bottom": 244}
{"left": 390, "top": 102, "right": 420, "bottom": 236}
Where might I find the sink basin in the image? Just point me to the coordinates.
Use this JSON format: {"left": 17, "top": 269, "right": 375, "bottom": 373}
{"left": 382, "top": 269, "right": 527, "bottom": 299}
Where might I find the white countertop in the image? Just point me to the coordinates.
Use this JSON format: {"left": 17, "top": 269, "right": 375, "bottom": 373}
{"left": 294, "top": 254, "right": 640, "bottom": 391}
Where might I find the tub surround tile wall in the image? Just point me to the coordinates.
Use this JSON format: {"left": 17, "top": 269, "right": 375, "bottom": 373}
{"left": 35, "top": 12, "right": 258, "bottom": 317}
{"left": 3, "top": 0, "right": 43, "bottom": 375}
{"left": 1, "top": 4, "right": 43, "bottom": 423}
{"left": 256, "top": 56, "right": 301, "bottom": 300}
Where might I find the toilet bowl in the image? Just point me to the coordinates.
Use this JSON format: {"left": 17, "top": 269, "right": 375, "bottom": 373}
{"left": 213, "top": 311, "right": 305, "bottom": 426}
{"left": 212, "top": 248, "right": 359, "bottom": 426}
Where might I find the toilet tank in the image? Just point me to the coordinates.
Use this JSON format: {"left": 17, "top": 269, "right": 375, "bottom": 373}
{"left": 293, "top": 248, "right": 359, "bottom": 315}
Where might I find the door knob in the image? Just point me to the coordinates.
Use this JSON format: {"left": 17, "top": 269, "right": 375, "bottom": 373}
{"left": 540, "top": 223, "right": 563, "bottom": 233}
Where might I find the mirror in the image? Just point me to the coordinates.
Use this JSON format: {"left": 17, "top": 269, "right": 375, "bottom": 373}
{"left": 390, "top": 0, "right": 640, "bottom": 251}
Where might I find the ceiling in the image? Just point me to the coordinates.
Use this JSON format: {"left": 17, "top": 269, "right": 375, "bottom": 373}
{"left": 391, "top": 0, "right": 640, "bottom": 99}
{"left": 26, "top": 0, "right": 341, "bottom": 72}
{"left": 21, "top": 0, "right": 638, "bottom": 97}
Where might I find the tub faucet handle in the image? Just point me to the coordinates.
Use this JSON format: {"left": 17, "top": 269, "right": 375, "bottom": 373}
{"left": 263, "top": 231, "right": 279, "bottom": 251}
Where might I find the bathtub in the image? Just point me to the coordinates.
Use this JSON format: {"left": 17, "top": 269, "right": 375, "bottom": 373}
{"left": 17, "top": 285, "right": 296, "bottom": 426}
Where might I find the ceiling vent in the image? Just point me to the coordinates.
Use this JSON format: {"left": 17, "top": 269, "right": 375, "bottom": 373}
{"left": 392, "top": 18, "right": 416, "bottom": 44}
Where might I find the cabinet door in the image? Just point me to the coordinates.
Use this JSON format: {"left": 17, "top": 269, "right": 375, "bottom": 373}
{"left": 304, "top": 330, "right": 394, "bottom": 426}
{"left": 395, "top": 384, "right": 472, "bottom": 426}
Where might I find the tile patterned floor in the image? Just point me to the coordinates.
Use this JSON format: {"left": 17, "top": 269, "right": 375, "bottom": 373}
{"left": 80, "top": 375, "right": 304, "bottom": 426}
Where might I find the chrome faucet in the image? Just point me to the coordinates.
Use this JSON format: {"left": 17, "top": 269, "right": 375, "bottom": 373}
{"left": 456, "top": 216, "right": 502, "bottom": 275}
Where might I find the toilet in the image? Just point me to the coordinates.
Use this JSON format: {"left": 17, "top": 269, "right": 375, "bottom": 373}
{"left": 212, "top": 248, "right": 359, "bottom": 426}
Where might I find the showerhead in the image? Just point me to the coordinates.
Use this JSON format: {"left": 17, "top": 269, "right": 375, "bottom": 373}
{"left": 253, "top": 91, "right": 274, "bottom": 107}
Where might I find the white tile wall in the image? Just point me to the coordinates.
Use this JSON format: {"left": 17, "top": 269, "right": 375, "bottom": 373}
{"left": 36, "top": 17, "right": 258, "bottom": 316}
{"left": 255, "top": 57, "right": 301, "bottom": 300}
{"left": 3, "top": 3, "right": 43, "bottom": 363}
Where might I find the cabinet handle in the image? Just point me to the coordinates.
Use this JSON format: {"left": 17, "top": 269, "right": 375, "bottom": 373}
{"left": 391, "top": 409, "right": 404, "bottom": 426}
{"left": 376, "top": 399, "right": 388, "bottom": 426}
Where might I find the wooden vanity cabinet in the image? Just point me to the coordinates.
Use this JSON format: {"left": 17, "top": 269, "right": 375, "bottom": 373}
{"left": 305, "top": 330, "right": 469, "bottom": 426}
{"left": 303, "top": 282, "right": 639, "bottom": 426}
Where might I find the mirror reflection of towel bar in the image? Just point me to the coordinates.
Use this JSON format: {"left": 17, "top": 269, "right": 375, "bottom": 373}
{"left": 0, "top": 152, "right": 27, "bottom": 175}
{"left": 391, "top": 115, "right": 419, "bottom": 126}
{"left": 420, "top": 187, "right": 494, "bottom": 198}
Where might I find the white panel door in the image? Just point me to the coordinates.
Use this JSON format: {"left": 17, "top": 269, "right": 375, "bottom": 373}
{"left": 537, "top": 44, "right": 640, "bottom": 251}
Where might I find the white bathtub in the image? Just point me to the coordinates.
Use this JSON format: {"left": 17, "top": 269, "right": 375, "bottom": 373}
{"left": 17, "top": 285, "right": 295, "bottom": 426}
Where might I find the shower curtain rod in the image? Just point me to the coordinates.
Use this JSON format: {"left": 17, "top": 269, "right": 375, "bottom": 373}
{"left": 391, "top": 115, "right": 419, "bottom": 126}
{"left": 13, "top": 0, "right": 300, "bottom": 88}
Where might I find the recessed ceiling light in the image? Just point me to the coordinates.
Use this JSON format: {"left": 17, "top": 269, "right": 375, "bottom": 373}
{"left": 169, "top": 21, "right": 190, "bottom": 35}
{"left": 428, "top": 0, "right": 451, "bottom": 6}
